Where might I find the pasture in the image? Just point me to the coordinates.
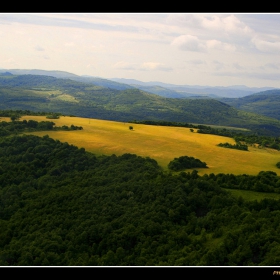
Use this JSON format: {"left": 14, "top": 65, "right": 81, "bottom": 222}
{"left": 12, "top": 115, "right": 280, "bottom": 176}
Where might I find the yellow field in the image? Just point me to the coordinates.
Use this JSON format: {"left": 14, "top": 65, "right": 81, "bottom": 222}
{"left": 9, "top": 115, "right": 280, "bottom": 176}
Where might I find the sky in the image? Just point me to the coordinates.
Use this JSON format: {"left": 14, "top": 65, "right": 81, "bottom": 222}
{"left": 1, "top": 13, "right": 280, "bottom": 88}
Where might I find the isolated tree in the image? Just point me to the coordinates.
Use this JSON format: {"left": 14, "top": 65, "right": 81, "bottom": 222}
{"left": 10, "top": 115, "right": 20, "bottom": 121}
{"left": 129, "top": 126, "right": 133, "bottom": 130}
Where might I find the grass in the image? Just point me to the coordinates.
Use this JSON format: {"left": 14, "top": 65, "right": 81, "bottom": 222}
{"left": 225, "top": 188, "right": 280, "bottom": 201}
{"left": 10, "top": 115, "right": 280, "bottom": 176}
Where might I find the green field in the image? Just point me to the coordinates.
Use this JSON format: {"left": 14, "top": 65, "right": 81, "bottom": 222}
{"left": 225, "top": 188, "right": 280, "bottom": 201}
{"left": 12, "top": 115, "right": 280, "bottom": 176}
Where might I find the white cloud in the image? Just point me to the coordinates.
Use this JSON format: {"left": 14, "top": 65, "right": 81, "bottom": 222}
{"left": 112, "top": 61, "right": 172, "bottom": 72}
{"left": 140, "top": 62, "right": 172, "bottom": 71}
{"left": 212, "top": 60, "right": 226, "bottom": 71}
{"left": 167, "top": 14, "right": 252, "bottom": 35}
{"left": 220, "top": 15, "right": 252, "bottom": 35}
{"left": 171, "top": 36, "right": 236, "bottom": 52}
{"left": 232, "top": 63, "right": 244, "bottom": 70}
{"left": 171, "top": 35, "right": 206, "bottom": 52}
{"left": 112, "top": 61, "right": 137, "bottom": 70}
{"left": 262, "top": 63, "right": 280, "bottom": 70}
{"left": 188, "top": 59, "right": 205, "bottom": 65}
{"left": 2, "top": 13, "right": 280, "bottom": 87}
{"left": 206, "top": 39, "right": 236, "bottom": 51}
{"left": 251, "top": 36, "right": 280, "bottom": 53}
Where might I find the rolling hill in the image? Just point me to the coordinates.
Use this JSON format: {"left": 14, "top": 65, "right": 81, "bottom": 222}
{"left": 0, "top": 68, "right": 274, "bottom": 98}
{"left": 219, "top": 89, "right": 280, "bottom": 121}
{"left": 111, "top": 78, "right": 274, "bottom": 98}
{"left": 1, "top": 73, "right": 280, "bottom": 136}
{"left": 0, "top": 69, "right": 134, "bottom": 91}
{"left": 16, "top": 115, "right": 280, "bottom": 176}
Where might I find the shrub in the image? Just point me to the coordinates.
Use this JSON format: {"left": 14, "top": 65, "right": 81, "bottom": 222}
{"left": 168, "top": 156, "right": 208, "bottom": 171}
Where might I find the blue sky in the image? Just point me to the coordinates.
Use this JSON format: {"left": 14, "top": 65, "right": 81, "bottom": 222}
{"left": 1, "top": 13, "right": 280, "bottom": 87}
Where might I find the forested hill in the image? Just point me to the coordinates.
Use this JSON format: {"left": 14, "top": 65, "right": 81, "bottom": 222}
{"left": 219, "top": 89, "right": 280, "bottom": 121}
{"left": 1, "top": 74, "right": 280, "bottom": 136}
{"left": 0, "top": 73, "right": 98, "bottom": 89}
{"left": 0, "top": 70, "right": 134, "bottom": 91}
{"left": 1, "top": 133, "right": 280, "bottom": 266}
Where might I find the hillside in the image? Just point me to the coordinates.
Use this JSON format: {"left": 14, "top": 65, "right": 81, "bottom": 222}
{"left": 18, "top": 116, "right": 280, "bottom": 176}
{"left": 111, "top": 78, "right": 274, "bottom": 98}
{"left": 120, "top": 84, "right": 201, "bottom": 98}
{"left": 0, "top": 69, "right": 134, "bottom": 91}
{"left": 1, "top": 132, "right": 280, "bottom": 266}
{"left": 1, "top": 74, "right": 280, "bottom": 136}
{"left": 219, "top": 89, "right": 280, "bottom": 121}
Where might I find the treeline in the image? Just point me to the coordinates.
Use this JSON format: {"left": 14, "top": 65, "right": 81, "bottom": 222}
{"left": 1, "top": 134, "right": 280, "bottom": 265}
{"left": 234, "top": 134, "right": 280, "bottom": 150}
{"left": 133, "top": 119, "right": 280, "bottom": 151}
{"left": 0, "top": 119, "right": 82, "bottom": 136}
{"left": 197, "top": 126, "right": 280, "bottom": 150}
{"left": 0, "top": 109, "right": 64, "bottom": 118}
{"left": 217, "top": 142, "right": 249, "bottom": 151}
{"left": 206, "top": 171, "right": 280, "bottom": 193}
{"left": 131, "top": 119, "right": 200, "bottom": 128}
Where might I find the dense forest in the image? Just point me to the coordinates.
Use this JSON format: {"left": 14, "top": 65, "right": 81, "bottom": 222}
{"left": 1, "top": 114, "right": 280, "bottom": 266}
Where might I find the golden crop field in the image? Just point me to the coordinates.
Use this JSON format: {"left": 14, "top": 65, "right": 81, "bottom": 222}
{"left": 13, "top": 115, "right": 280, "bottom": 176}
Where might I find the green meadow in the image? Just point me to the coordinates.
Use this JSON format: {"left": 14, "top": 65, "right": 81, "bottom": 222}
{"left": 226, "top": 188, "right": 280, "bottom": 201}
{"left": 14, "top": 115, "right": 280, "bottom": 176}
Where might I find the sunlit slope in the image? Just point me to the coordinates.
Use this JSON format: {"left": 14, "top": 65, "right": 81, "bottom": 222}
{"left": 19, "top": 115, "right": 280, "bottom": 176}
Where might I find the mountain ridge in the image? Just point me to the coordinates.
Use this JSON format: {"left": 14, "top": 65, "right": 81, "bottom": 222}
{"left": 0, "top": 72, "right": 280, "bottom": 136}
{"left": 219, "top": 89, "right": 280, "bottom": 121}
{"left": 0, "top": 68, "right": 275, "bottom": 98}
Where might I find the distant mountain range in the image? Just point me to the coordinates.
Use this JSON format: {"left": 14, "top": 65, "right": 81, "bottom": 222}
{"left": 111, "top": 78, "right": 276, "bottom": 99}
{"left": 0, "top": 68, "right": 276, "bottom": 99}
{"left": 1, "top": 69, "right": 280, "bottom": 136}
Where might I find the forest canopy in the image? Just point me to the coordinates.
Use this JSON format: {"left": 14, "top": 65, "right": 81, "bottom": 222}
{"left": 0, "top": 132, "right": 280, "bottom": 265}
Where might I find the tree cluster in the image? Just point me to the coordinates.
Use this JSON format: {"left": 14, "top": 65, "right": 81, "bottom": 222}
{"left": 234, "top": 134, "right": 280, "bottom": 150}
{"left": 205, "top": 171, "right": 280, "bottom": 193}
{"left": 168, "top": 156, "right": 208, "bottom": 171}
{"left": 217, "top": 142, "right": 249, "bottom": 151}
{"left": 0, "top": 119, "right": 82, "bottom": 137}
